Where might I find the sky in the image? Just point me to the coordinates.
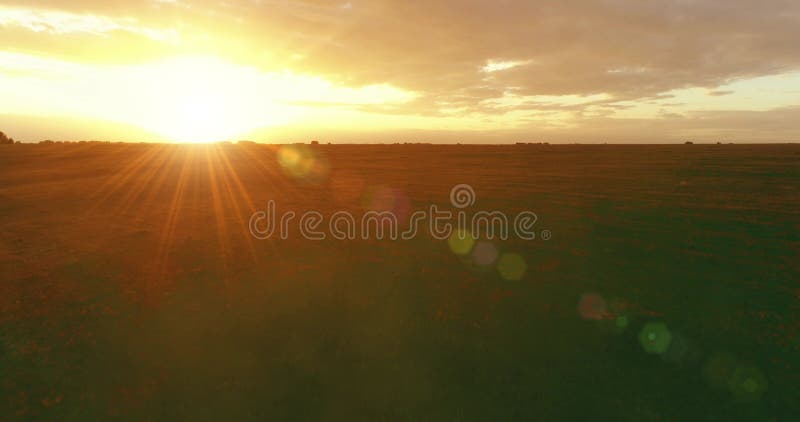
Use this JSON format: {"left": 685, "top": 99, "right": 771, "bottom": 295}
{"left": 1, "top": 0, "right": 799, "bottom": 143}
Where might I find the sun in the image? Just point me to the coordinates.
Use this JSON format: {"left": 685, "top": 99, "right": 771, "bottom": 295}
{"left": 131, "top": 57, "right": 274, "bottom": 143}
{"left": 153, "top": 90, "right": 243, "bottom": 144}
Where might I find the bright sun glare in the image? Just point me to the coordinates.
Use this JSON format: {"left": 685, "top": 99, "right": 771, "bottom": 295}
{"left": 0, "top": 53, "right": 420, "bottom": 143}
{"left": 135, "top": 57, "right": 274, "bottom": 143}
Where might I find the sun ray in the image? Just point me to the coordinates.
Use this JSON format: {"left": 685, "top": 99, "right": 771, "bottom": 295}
{"left": 213, "top": 144, "right": 258, "bottom": 263}
{"left": 88, "top": 144, "right": 164, "bottom": 213}
{"left": 150, "top": 147, "right": 194, "bottom": 296}
{"left": 204, "top": 145, "right": 231, "bottom": 280}
{"left": 121, "top": 146, "right": 181, "bottom": 219}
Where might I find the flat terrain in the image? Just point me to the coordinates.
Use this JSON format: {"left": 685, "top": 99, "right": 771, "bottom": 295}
{"left": 1, "top": 143, "right": 799, "bottom": 420}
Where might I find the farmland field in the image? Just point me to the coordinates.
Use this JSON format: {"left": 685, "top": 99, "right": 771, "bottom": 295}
{"left": 1, "top": 143, "right": 799, "bottom": 420}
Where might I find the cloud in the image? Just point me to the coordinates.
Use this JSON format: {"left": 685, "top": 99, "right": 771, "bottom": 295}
{"left": 707, "top": 90, "right": 734, "bottom": 97}
{"left": 0, "top": 5, "right": 177, "bottom": 40}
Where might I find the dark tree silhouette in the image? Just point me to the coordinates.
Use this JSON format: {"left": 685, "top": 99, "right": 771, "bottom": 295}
{"left": 0, "top": 131, "right": 15, "bottom": 144}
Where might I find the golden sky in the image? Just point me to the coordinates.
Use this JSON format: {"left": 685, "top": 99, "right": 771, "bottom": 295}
{"left": 1, "top": 1, "right": 799, "bottom": 143}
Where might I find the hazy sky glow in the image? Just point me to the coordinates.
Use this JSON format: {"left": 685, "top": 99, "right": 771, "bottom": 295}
{"left": 1, "top": 1, "right": 799, "bottom": 142}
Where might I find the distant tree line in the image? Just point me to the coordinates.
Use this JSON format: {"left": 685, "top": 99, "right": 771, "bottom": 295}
{"left": 0, "top": 131, "right": 15, "bottom": 144}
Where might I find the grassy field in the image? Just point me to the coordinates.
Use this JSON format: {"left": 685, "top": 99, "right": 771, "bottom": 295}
{"left": 1, "top": 143, "right": 799, "bottom": 420}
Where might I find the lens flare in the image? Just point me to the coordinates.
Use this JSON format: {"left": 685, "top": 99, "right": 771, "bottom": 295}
{"left": 578, "top": 293, "right": 607, "bottom": 320}
{"left": 448, "top": 229, "right": 476, "bottom": 255}
{"left": 639, "top": 322, "right": 672, "bottom": 355}
{"left": 497, "top": 252, "right": 526, "bottom": 281}
{"left": 729, "top": 365, "right": 767, "bottom": 401}
{"left": 277, "top": 144, "right": 329, "bottom": 182}
{"left": 472, "top": 241, "right": 499, "bottom": 266}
